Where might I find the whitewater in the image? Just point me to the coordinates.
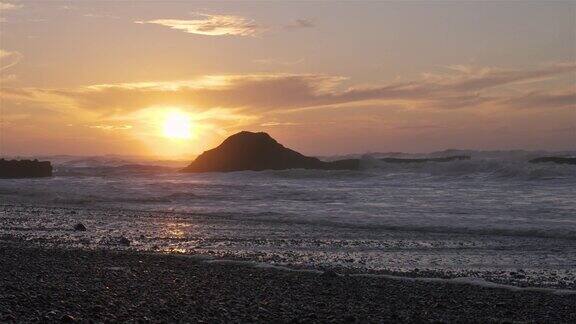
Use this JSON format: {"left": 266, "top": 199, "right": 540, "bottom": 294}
{"left": 1, "top": 150, "right": 575, "bottom": 289}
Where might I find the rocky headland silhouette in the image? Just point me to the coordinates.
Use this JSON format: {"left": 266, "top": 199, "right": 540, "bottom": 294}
{"left": 182, "top": 131, "right": 360, "bottom": 172}
{"left": 0, "top": 159, "right": 53, "bottom": 178}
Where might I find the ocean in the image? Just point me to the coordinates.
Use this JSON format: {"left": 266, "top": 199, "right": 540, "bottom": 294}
{"left": 1, "top": 150, "right": 575, "bottom": 289}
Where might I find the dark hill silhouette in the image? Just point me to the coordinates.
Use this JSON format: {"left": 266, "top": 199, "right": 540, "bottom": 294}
{"left": 0, "top": 159, "right": 53, "bottom": 178}
{"left": 529, "top": 157, "right": 576, "bottom": 165}
{"left": 380, "top": 156, "right": 470, "bottom": 163}
{"left": 182, "top": 131, "right": 359, "bottom": 172}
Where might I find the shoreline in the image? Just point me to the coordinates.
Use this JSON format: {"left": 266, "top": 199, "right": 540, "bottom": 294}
{"left": 2, "top": 202, "right": 576, "bottom": 292}
{"left": 5, "top": 235, "right": 576, "bottom": 294}
{"left": 1, "top": 242, "right": 575, "bottom": 323}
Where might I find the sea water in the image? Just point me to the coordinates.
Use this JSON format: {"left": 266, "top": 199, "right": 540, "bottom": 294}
{"left": 1, "top": 151, "right": 575, "bottom": 288}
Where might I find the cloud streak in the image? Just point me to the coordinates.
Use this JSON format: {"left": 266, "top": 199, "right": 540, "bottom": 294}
{"left": 504, "top": 91, "right": 576, "bottom": 110}
{"left": 7, "top": 62, "right": 574, "bottom": 119}
{"left": 0, "top": 49, "right": 22, "bottom": 72}
{"left": 0, "top": 49, "right": 23, "bottom": 83}
{"left": 136, "top": 13, "right": 261, "bottom": 36}
{"left": 284, "top": 19, "right": 315, "bottom": 29}
{"left": 446, "top": 63, "right": 576, "bottom": 92}
{"left": 0, "top": 2, "right": 22, "bottom": 11}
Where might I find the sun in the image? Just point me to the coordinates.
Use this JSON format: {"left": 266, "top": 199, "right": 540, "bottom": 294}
{"left": 162, "top": 111, "right": 193, "bottom": 139}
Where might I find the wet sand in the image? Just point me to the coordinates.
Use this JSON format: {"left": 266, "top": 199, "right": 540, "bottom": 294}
{"left": 1, "top": 242, "right": 575, "bottom": 323}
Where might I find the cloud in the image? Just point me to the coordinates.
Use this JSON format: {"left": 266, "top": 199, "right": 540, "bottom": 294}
{"left": 260, "top": 121, "right": 301, "bottom": 127}
{"left": 421, "top": 93, "right": 496, "bottom": 110}
{"left": 418, "top": 63, "right": 575, "bottom": 95}
{"left": 253, "top": 58, "right": 304, "bottom": 66}
{"left": 48, "top": 74, "right": 345, "bottom": 114}
{"left": 0, "top": 49, "right": 23, "bottom": 83}
{"left": 0, "top": 2, "right": 22, "bottom": 11}
{"left": 0, "top": 49, "right": 22, "bottom": 71}
{"left": 89, "top": 124, "right": 133, "bottom": 131}
{"left": 0, "top": 87, "right": 34, "bottom": 99}
{"left": 9, "top": 62, "right": 575, "bottom": 120}
{"left": 444, "top": 63, "right": 576, "bottom": 91}
{"left": 83, "top": 13, "right": 120, "bottom": 19}
{"left": 503, "top": 91, "right": 576, "bottom": 109}
{"left": 135, "top": 13, "right": 261, "bottom": 36}
{"left": 284, "top": 19, "right": 315, "bottom": 29}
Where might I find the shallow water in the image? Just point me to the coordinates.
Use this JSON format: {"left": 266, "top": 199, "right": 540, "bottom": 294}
{"left": 1, "top": 152, "right": 575, "bottom": 288}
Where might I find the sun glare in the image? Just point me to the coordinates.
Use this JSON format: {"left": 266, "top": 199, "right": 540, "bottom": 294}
{"left": 163, "top": 111, "right": 193, "bottom": 139}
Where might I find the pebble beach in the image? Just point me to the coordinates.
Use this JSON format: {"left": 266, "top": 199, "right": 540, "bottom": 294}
{"left": 1, "top": 241, "right": 575, "bottom": 323}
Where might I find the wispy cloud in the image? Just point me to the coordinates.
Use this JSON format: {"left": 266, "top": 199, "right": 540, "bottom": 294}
{"left": 253, "top": 58, "right": 304, "bottom": 66}
{"left": 0, "top": 49, "right": 22, "bottom": 69}
{"left": 6, "top": 62, "right": 574, "bottom": 119}
{"left": 49, "top": 74, "right": 345, "bottom": 114}
{"left": 136, "top": 13, "right": 261, "bottom": 36}
{"left": 89, "top": 124, "right": 133, "bottom": 131}
{"left": 446, "top": 63, "right": 576, "bottom": 91}
{"left": 284, "top": 18, "right": 315, "bottom": 29}
{"left": 83, "top": 13, "right": 120, "bottom": 19}
{"left": 260, "top": 121, "right": 301, "bottom": 127}
{"left": 0, "top": 2, "right": 22, "bottom": 11}
{"left": 0, "top": 49, "right": 22, "bottom": 82}
{"left": 503, "top": 90, "right": 576, "bottom": 110}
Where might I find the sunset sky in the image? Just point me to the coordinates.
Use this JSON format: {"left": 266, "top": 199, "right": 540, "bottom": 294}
{"left": 0, "top": 1, "right": 574, "bottom": 158}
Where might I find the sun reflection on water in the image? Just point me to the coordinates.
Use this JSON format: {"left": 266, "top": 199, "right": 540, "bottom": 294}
{"left": 163, "top": 222, "right": 191, "bottom": 240}
{"left": 163, "top": 247, "right": 187, "bottom": 254}
{"left": 168, "top": 227, "right": 185, "bottom": 239}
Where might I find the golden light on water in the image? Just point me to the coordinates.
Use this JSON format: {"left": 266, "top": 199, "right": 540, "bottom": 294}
{"left": 163, "top": 110, "right": 193, "bottom": 139}
{"left": 168, "top": 227, "right": 185, "bottom": 239}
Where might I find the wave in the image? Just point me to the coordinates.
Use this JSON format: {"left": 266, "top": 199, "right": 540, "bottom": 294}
{"left": 21, "top": 151, "right": 574, "bottom": 180}
{"left": 214, "top": 211, "right": 576, "bottom": 240}
{"left": 50, "top": 196, "right": 173, "bottom": 205}
{"left": 54, "top": 164, "right": 179, "bottom": 177}
{"left": 46, "top": 189, "right": 205, "bottom": 205}
{"left": 249, "top": 158, "right": 576, "bottom": 181}
{"left": 358, "top": 157, "right": 575, "bottom": 180}
{"left": 325, "top": 149, "right": 576, "bottom": 161}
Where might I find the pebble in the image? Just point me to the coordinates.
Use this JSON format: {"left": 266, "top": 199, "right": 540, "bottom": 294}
{"left": 119, "top": 237, "right": 131, "bottom": 246}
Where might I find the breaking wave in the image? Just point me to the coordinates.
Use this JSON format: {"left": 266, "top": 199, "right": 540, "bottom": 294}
{"left": 359, "top": 157, "right": 575, "bottom": 180}
{"left": 54, "top": 164, "right": 179, "bottom": 177}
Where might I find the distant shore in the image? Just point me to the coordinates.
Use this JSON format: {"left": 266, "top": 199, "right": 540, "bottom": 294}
{"left": 1, "top": 242, "right": 575, "bottom": 323}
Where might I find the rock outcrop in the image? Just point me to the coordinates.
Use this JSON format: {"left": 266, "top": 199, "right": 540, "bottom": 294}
{"left": 182, "top": 131, "right": 360, "bottom": 172}
{"left": 529, "top": 157, "right": 576, "bottom": 165}
{"left": 380, "top": 156, "right": 470, "bottom": 163}
{"left": 0, "top": 159, "right": 53, "bottom": 178}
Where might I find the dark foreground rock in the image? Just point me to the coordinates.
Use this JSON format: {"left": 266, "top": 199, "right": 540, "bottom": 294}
{"left": 529, "top": 157, "right": 576, "bottom": 165}
{"left": 0, "top": 159, "right": 52, "bottom": 178}
{"left": 0, "top": 243, "right": 575, "bottom": 323}
{"left": 118, "top": 236, "right": 131, "bottom": 246}
{"left": 182, "top": 131, "right": 359, "bottom": 172}
{"left": 73, "top": 223, "right": 87, "bottom": 232}
{"left": 380, "top": 156, "right": 470, "bottom": 163}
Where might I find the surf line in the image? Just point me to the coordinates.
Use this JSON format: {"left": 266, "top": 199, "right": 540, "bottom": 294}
{"left": 202, "top": 258, "right": 576, "bottom": 296}
{"left": 351, "top": 273, "right": 576, "bottom": 296}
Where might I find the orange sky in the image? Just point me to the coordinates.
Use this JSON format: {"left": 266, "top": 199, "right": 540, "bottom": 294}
{"left": 0, "top": 1, "right": 574, "bottom": 158}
